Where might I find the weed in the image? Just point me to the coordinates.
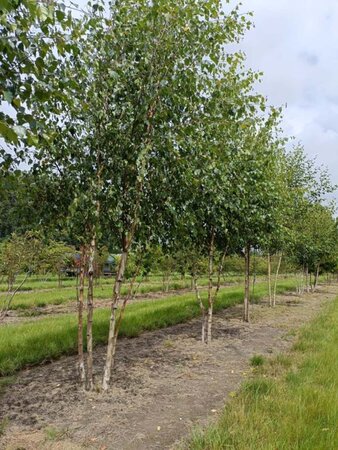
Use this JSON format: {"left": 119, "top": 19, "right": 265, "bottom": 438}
{"left": 44, "top": 426, "right": 67, "bottom": 441}
{"left": 250, "top": 354, "right": 265, "bottom": 367}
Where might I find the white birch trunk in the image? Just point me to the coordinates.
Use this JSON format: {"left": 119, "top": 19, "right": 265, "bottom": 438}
{"left": 273, "top": 253, "right": 283, "bottom": 307}
{"left": 77, "top": 247, "right": 86, "bottom": 385}
{"left": 102, "top": 250, "right": 128, "bottom": 391}
{"left": 243, "top": 245, "right": 250, "bottom": 322}
{"left": 86, "top": 236, "right": 96, "bottom": 391}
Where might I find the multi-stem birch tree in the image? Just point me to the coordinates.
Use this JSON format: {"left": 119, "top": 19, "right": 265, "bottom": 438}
{"left": 26, "top": 0, "right": 256, "bottom": 389}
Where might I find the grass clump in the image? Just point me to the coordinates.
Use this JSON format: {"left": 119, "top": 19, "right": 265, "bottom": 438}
{"left": 44, "top": 426, "right": 68, "bottom": 441}
{"left": 250, "top": 354, "right": 265, "bottom": 367}
{"left": 185, "top": 295, "right": 338, "bottom": 450}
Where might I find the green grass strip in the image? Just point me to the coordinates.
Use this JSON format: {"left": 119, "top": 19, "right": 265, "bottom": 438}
{"left": 0, "top": 279, "right": 296, "bottom": 376}
{"left": 185, "top": 294, "right": 338, "bottom": 450}
{"left": 0, "top": 276, "right": 247, "bottom": 311}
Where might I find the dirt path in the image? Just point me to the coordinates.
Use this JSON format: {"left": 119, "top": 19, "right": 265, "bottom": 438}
{"left": 0, "top": 283, "right": 337, "bottom": 450}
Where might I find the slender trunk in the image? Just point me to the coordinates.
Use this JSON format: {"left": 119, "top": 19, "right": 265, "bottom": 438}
{"left": 314, "top": 264, "right": 320, "bottom": 291}
{"left": 0, "top": 273, "right": 29, "bottom": 321}
{"left": 310, "top": 272, "right": 313, "bottom": 293}
{"left": 102, "top": 249, "right": 128, "bottom": 391}
{"left": 112, "top": 270, "right": 140, "bottom": 358}
{"left": 162, "top": 274, "right": 165, "bottom": 292}
{"left": 267, "top": 253, "right": 272, "bottom": 307}
{"left": 300, "top": 267, "right": 304, "bottom": 294}
{"left": 243, "top": 244, "right": 250, "bottom": 322}
{"left": 273, "top": 253, "right": 283, "bottom": 307}
{"left": 166, "top": 273, "right": 170, "bottom": 292}
{"left": 206, "top": 231, "right": 215, "bottom": 344}
{"left": 305, "top": 264, "right": 310, "bottom": 293}
{"left": 77, "top": 247, "right": 86, "bottom": 385}
{"left": 193, "top": 276, "right": 206, "bottom": 343}
{"left": 86, "top": 236, "right": 96, "bottom": 390}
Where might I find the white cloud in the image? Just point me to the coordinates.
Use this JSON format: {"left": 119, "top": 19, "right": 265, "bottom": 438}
{"left": 238, "top": 0, "right": 338, "bottom": 192}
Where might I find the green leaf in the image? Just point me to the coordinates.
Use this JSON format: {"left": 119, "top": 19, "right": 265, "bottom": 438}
{"left": 56, "top": 10, "right": 66, "bottom": 21}
{"left": 3, "top": 91, "right": 13, "bottom": 103}
{"left": 0, "top": 121, "right": 18, "bottom": 143}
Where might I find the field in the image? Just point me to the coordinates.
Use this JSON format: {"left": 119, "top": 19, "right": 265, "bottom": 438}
{"left": 0, "top": 274, "right": 246, "bottom": 310}
{"left": 0, "top": 278, "right": 296, "bottom": 376}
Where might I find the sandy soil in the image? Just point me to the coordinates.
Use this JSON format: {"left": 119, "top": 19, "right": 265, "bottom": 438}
{"left": 0, "top": 283, "right": 337, "bottom": 450}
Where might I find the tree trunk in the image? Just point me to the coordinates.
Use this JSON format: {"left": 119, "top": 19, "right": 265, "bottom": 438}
{"left": 77, "top": 246, "right": 86, "bottom": 385}
{"left": 0, "top": 273, "right": 29, "bottom": 321}
{"left": 273, "top": 253, "right": 283, "bottom": 307}
{"left": 243, "top": 244, "right": 250, "bottom": 322}
{"left": 86, "top": 236, "right": 96, "bottom": 390}
{"left": 206, "top": 231, "right": 215, "bottom": 344}
{"left": 193, "top": 276, "right": 206, "bottom": 343}
{"left": 267, "top": 253, "right": 272, "bottom": 307}
{"left": 305, "top": 264, "right": 310, "bottom": 293}
{"left": 102, "top": 249, "right": 128, "bottom": 391}
{"left": 314, "top": 264, "right": 320, "bottom": 291}
{"left": 166, "top": 273, "right": 170, "bottom": 292}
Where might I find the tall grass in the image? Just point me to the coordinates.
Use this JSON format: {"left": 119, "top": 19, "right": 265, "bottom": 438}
{"left": 185, "top": 295, "right": 338, "bottom": 450}
{"left": 0, "top": 276, "right": 245, "bottom": 310}
{"left": 0, "top": 279, "right": 297, "bottom": 376}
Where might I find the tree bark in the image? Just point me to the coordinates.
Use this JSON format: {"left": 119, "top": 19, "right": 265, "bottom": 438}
{"left": 77, "top": 246, "right": 86, "bottom": 385}
{"left": 267, "top": 252, "right": 272, "bottom": 307}
{"left": 102, "top": 247, "right": 128, "bottom": 391}
{"left": 243, "top": 244, "right": 250, "bottom": 322}
{"left": 206, "top": 230, "right": 215, "bottom": 344}
{"left": 86, "top": 236, "right": 96, "bottom": 390}
{"left": 193, "top": 276, "right": 206, "bottom": 343}
{"left": 273, "top": 253, "right": 283, "bottom": 307}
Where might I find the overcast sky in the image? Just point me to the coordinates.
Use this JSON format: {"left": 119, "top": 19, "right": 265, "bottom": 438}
{"left": 238, "top": 0, "right": 338, "bottom": 196}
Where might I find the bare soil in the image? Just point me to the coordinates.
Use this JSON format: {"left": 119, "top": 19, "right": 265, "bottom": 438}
{"left": 0, "top": 283, "right": 337, "bottom": 450}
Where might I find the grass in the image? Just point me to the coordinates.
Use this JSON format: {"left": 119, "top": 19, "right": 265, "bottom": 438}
{"left": 0, "top": 279, "right": 297, "bottom": 376}
{"left": 250, "top": 354, "right": 265, "bottom": 367}
{"left": 0, "top": 275, "right": 245, "bottom": 311}
{"left": 185, "top": 295, "right": 338, "bottom": 450}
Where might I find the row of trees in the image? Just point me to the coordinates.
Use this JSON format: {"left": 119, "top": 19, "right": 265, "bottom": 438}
{"left": 1, "top": 0, "right": 337, "bottom": 390}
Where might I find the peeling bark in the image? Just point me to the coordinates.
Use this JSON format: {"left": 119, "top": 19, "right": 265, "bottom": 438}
{"left": 102, "top": 247, "right": 128, "bottom": 391}
{"left": 86, "top": 236, "right": 96, "bottom": 391}
{"left": 77, "top": 246, "right": 86, "bottom": 385}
